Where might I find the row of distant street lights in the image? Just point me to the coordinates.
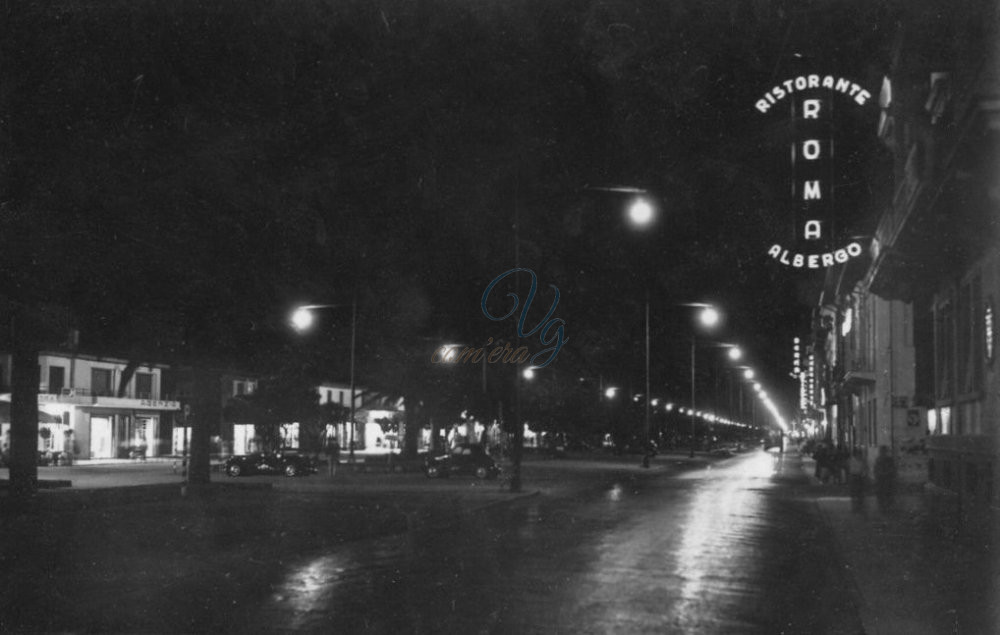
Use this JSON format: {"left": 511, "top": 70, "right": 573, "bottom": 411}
{"left": 520, "top": 301, "right": 787, "bottom": 456}
{"left": 284, "top": 190, "right": 787, "bottom": 465}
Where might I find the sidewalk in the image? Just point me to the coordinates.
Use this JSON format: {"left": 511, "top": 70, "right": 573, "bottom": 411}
{"left": 792, "top": 450, "right": 994, "bottom": 635}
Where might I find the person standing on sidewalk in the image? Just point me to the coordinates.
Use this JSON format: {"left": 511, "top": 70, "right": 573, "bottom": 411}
{"left": 873, "top": 445, "right": 896, "bottom": 512}
{"left": 848, "top": 447, "right": 868, "bottom": 513}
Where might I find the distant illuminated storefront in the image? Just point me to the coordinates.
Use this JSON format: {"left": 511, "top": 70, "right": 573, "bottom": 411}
{"left": 0, "top": 352, "right": 180, "bottom": 460}
{"left": 1, "top": 393, "right": 179, "bottom": 460}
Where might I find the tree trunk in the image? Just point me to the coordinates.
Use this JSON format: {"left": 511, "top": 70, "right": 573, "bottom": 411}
{"left": 9, "top": 316, "right": 40, "bottom": 503}
{"left": 509, "top": 372, "right": 523, "bottom": 492}
{"left": 116, "top": 359, "right": 141, "bottom": 397}
{"left": 187, "top": 367, "right": 214, "bottom": 485}
{"left": 401, "top": 393, "right": 420, "bottom": 458}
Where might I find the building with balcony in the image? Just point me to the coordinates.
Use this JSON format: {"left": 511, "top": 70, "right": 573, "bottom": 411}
{"left": 0, "top": 351, "right": 180, "bottom": 459}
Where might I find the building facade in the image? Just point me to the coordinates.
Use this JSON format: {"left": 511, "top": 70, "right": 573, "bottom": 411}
{"left": 815, "top": 1, "right": 1000, "bottom": 534}
{"left": 0, "top": 351, "right": 180, "bottom": 459}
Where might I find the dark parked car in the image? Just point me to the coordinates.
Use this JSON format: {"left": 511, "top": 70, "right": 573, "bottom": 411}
{"left": 223, "top": 451, "right": 317, "bottom": 477}
{"left": 424, "top": 444, "right": 500, "bottom": 479}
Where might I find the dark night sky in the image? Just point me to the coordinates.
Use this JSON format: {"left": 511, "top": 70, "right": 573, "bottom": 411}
{"left": 2, "top": 0, "right": 911, "bottom": 420}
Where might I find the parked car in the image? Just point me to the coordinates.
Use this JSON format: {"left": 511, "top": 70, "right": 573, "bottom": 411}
{"left": 424, "top": 443, "right": 500, "bottom": 479}
{"left": 223, "top": 451, "right": 317, "bottom": 477}
{"left": 616, "top": 437, "right": 658, "bottom": 456}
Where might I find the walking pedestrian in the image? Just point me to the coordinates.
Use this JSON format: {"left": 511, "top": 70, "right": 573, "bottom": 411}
{"left": 873, "top": 445, "right": 896, "bottom": 512}
{"left": 848, "top": 448, "right": 868, "bottom": 513}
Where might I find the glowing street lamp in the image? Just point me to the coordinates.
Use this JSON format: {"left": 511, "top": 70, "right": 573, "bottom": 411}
{"left": 699, "top": 306, "right": 720, "bottom": 328}
{"left": 684, "top": 303, "right": 721, "bottom": 457}
{"left": 627, "top": 197, "right": 655, "bottom": 226}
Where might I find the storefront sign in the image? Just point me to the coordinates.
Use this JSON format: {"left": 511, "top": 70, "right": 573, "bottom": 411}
{"left": 755, "top": 74, "right": 872, "bottom": 268}
{"left": 139, "top": 398, "right": 181, "bottom": 410}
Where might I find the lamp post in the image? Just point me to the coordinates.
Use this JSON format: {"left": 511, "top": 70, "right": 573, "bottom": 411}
{"left": 291, "top": 297, "right": 358, "bottom": 462}
{"left": 582, "top": 187, "right": 656, "bottom": 464}
{"left": 624, "top": 196, "right": 656, "bottom": 467}
{"left": 687, "top": 304, "right": 720, "bottom": 457}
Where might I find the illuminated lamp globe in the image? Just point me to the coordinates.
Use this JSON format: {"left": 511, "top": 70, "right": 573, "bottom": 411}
{"left": 699, "top": 306, "right": 720, "bottom": 328}
{"left": 628, "top": 198, "right": 654, "bottom": 226}
{"left": 291, "top": 307, "right": 315, "bottom": 332}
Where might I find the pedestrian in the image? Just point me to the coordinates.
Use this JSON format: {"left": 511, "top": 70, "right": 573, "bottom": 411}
{"left": 848, "top": 448, "right": 868, "bottom": 513}
{"left": 873, "top": 445, "right": 896, "bottom": 512}
{"left": 833, "top": 443, "right": 849, "bottom": 484}
{"left": 814, "top": 442, "right": 830, "bottom": 483}
{"left": 327, "top": 436, "right": 340, "bottom": 477}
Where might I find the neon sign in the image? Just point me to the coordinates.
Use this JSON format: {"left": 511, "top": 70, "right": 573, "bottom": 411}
{"left": 986, "top": 299, "right": 995, "bottom": 365}
{"left": 755, "top": 74, "right": 872, "bottom": 268}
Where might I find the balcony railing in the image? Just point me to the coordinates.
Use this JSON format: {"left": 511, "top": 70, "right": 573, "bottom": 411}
{"left": 35, "top": 386, "right": 165, "bottom": 401}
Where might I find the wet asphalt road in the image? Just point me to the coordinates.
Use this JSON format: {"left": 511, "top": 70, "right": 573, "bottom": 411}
{"left": 246, "top": 450, "right": 862, "bottom": 634}
{"left": 0, "top": 450, "right": 862, "bottom": 634}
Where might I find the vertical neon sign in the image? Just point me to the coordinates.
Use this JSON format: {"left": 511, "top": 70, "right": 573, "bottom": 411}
{"left": 755, "top": 74, "right": 872, "bottom": 268}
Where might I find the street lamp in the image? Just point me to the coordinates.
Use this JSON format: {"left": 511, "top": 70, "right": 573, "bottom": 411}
{"left": 685, "top": 303, "right": 721, "bottom": 457}
{"left": 583, "top": 186, "right": 657, "bottom": 465}
{"left": 628, "top": 197, "right": 655, "bottom": 226}
{"left": 623, "top": 194, "right": 657, "bottom": 467}
{"left": 291, "top": 299, "right": 358, "bottom": 462}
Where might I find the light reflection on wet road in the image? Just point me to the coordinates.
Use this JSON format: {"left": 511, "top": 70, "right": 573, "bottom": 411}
{"left": 250, "top": 450, "right": 826, "bottom": 634}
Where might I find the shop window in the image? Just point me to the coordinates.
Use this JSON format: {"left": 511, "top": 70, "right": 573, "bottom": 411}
{"left": 233, "top": 380, "right": 257, "bottom": 397}
{"left": 940, "top": 406, "right": 952, "bottom": 434}
{"left": 280, "top": 423, "right": 299, "bottom": 449}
